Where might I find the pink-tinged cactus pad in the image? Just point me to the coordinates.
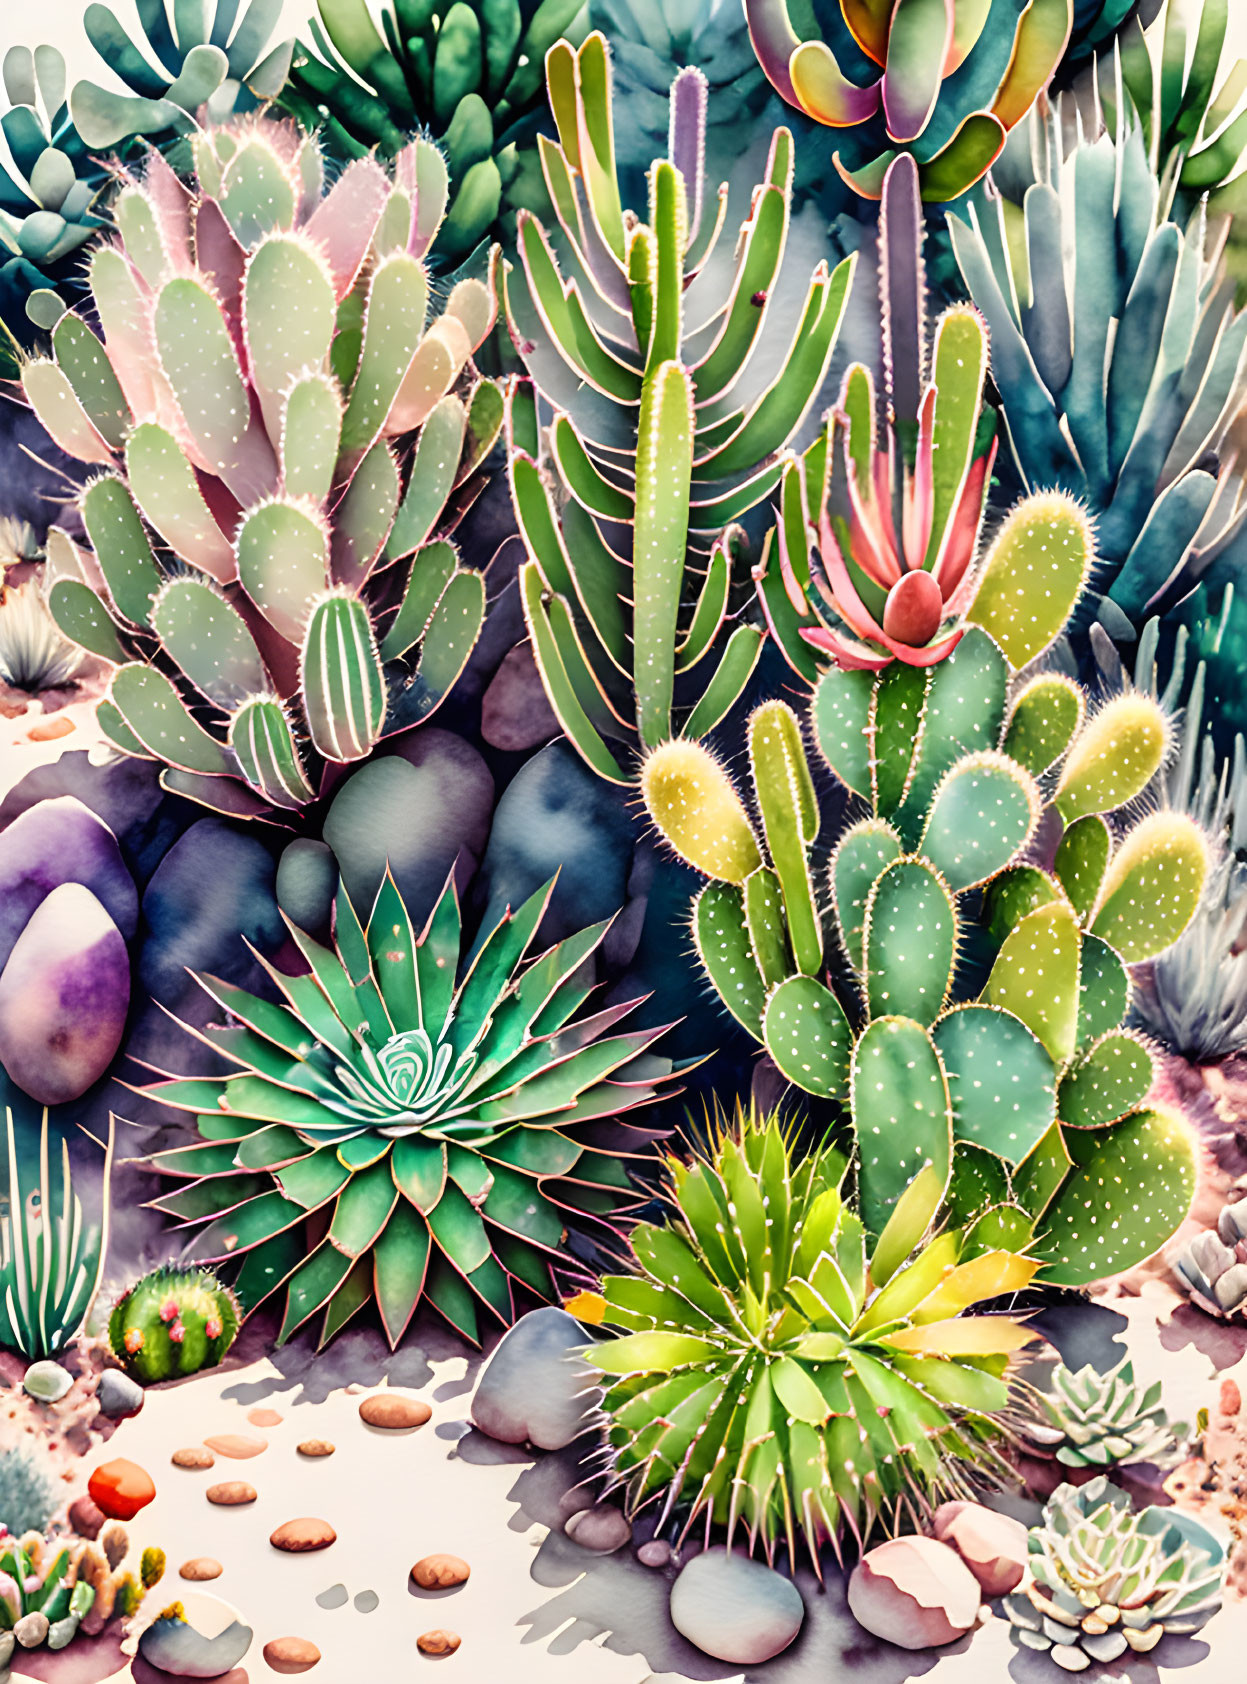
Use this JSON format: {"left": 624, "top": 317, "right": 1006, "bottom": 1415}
{"left": 0, "top": 882, "right": 130, "bottom": 1104}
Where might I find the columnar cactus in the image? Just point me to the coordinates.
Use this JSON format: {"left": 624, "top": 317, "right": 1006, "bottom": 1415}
{"left": 137, "top": 869, "right": 682, "bottom": 1346}
{"left": 1005, "top": 1478, "right": 1224, "bottom": 1667}
{"left": 755, "top": 152, "right": 1090, "bottom": 679}
{"left": 282, "top": 0, "right": 589, "bottom": 266}
{"left": 506, "top": 32, "right": 855, "bottom": 782}
{"left": 743, "top": 0, "right": 1073, "bottom": 202}
{"left": 24, "top": 117, "right": 503, "bottom": 817}
{"left": 589, "top": 1108, "right": 1040, "bottom": 1564}
{"left": 642, "top": 647, "right": 1208, "bottom": 1282}
{"left": 1028, "top": 1357, "right": 1181, "bottom": 1469}
{"left": 107, "top": 1266, "right": 241, "bottom": 1385}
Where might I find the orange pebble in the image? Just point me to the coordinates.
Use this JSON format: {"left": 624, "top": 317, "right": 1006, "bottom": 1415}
{"left": 88, "top": 1458, "right": 156, "bottom": 1521}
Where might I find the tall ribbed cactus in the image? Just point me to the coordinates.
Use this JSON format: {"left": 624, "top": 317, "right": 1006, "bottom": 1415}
{"left": 743, "top": 0, "right": 1073, "bottom": 202}
{"left": 756, "top": 152, "right": 1091, "bottom": 680}
{"left": 23, "top": 117, "right": 502, "bottom": 817}
{"left": 642, "top": 654, "right": 1207, "bottom": 1284}
{"left": 506, "top": 32, "right": 855, "bottom": 783}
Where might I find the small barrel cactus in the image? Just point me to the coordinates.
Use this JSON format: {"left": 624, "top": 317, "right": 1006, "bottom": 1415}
{"left": 108, "top": 1267, "right": 240, "bottom": 1385}
{"left": 1173, "top": 1195, "right": 1247, "bottom": 1319}
{"left": 1027, "top": 1357, "right": 1181, "bottom": 1469}
{"left": 1005, "top": 1477, "right": 1225, "bottom": 1667}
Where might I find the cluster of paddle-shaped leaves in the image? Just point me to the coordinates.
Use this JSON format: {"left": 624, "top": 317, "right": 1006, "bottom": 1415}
{"left": 643, "top": 626, "right": 1209, "bottom": 1285}
{"left": 138, "top": 870, "right": 680, "bottom": 1347}
{"left": 588, "top": 1108, "right": 1039, "bottom": 1565}
{"left": 282, "top": 0, "right": 587, "bottom": 266}
{"left": 23, "top": 117, "right": 502, "bottom": 817}
{"left": 742, "top": 0, "right": 1074, "bottom": 202}
{"left": 506, "top": 31, "right": 856, "bottom": 783}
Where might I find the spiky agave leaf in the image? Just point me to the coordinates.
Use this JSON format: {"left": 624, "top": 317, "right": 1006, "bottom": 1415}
{"left": 588, "top": 1107, "right": 1040, "bottom": 1568}
{"left": 138, "top": 871, "right": 680, "bottom": 1347}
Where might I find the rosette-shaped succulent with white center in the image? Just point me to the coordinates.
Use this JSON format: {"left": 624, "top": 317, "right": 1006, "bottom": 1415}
{"left": 1027, "top": 1357, "right": 1181, "bottom": 1469}
{"left": 1173, "top": 1194, "right": 1247, "bottom": 1319}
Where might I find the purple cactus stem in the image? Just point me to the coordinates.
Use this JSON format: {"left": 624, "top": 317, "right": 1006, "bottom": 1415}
{"left": 669, "top": 66, "right": 708, "bottom": 246}
{"left": 878, "top": 153, "right": 926, "bottom": 438}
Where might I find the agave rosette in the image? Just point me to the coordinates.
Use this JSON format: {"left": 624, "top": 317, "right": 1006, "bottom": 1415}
{"left": 589, "top": 1112, "right": 1039, "bottom": 1565}
{"left": 138, "top": 871, "right": 679, "bottom": 1346}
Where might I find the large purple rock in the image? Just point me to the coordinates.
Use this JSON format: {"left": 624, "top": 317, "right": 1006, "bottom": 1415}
{"left": 0, "top": 796, "right": 137, "bottom": 972}
{"left": 0, "top": 883, "right": 131, "bottom": 1104}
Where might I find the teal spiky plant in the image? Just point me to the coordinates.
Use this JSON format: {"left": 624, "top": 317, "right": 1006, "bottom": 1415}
{"left": 642, "top": 637, "right": 1208, "bottom": 1284}
{"left": 507, "top": 32, "right": 855, "bottom": 783}
{"left": 139, "top": 872, "right": 681, "bottom": 1346}
{"left": 108, "top": 1266, "right": 241, "bottom": 1385}
{"left": 23, "top": 116, "right": 502, "bottom": 818}
{"left": 1, "top": 1094, "right": 112, "bottom": 1360}
{"left": 589, "top": 1109, "right": 1040, "bottom": 1565}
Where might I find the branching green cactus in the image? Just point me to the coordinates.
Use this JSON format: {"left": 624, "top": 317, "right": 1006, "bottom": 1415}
{"left": 23, "top": 118, "right": 503, "bottom": 818}
{"left": 507, "top": 32, "right": 855, "bottom": 783}
{"left": 642, "top": 635, "right": 1208, "bottom": 1285}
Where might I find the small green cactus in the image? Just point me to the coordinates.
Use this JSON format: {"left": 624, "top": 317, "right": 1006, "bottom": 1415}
{"left": 108, "top": 1267, "right": 241, "bottom": 1385}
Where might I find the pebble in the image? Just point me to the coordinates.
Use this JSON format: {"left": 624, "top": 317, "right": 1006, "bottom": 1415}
{"left": 263, "top": 1636, "right": 321, "bottom": 1673}
{"left": 470, "top": 1308, "right": 598, "bottom": 1450}
{"left": 173, "top": 1447, "right": 215, "bottom": 1469}
{"left": 180, "top": 1558, "right": 224, "bottom": 1582}
{"left": 417, "top": 1629, "right": 461, "bottom": 1656}
{"left": 637, "top": 1540, "right": 672, "bottom": 1568}
{"left": 411, "top": 1553, "right": 470, "bottom": 1589}
{"left": 848, "top": 1536, "right": 981, "bottom": 1650}
{"left": 203, "top": 1432, "right": 267, "bottom": 1459}
{"left": 137, "top": 1592, "right": 252, "bottom": 1677}
{"left": 207, "top": 1480, "right": 257, "bottom": 1506}
{"left": 297, "top": 1439, "right": 336, "bottom": 1458}
{"left": 358, "top": 1393, "right": 431, "bottom": 1429}
{"left": 68, "top": 1495, "right": 105, "bottom": 1540}
{"left": 22, "top": 1360, "right": 73, "bottom": 1403}
{"left": 248, "top": 1408, "right": 283, "bottom": 1428}
{"left": 669, "top": 1548, "right": 805, "bottom": 1664}
{"left": 96, "top": 1368, "right": 144, "bottom": 1420}
{"left": 14, "top": 1611, "right": 49, "bottom": 1647}
{"left": 270, "top": 1518, "right": 337, "bottom": 1553}
{"left": 88, "top": 1458, "right": 156, "bottom": 1521}
{"left": 564, "top": 1505, "right": 632, "bottom": 1554}
{"left": 932, "top": 1502, "right": 1029, "bottom": 1598}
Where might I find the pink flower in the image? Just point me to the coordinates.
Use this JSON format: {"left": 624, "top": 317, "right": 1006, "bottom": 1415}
{"left": 205, "top": 1318, "right": 222, "bottom": 1341}
{"left": 169, "top": 1320, "right": 186, "bottom": 1343}
{"left": 159, "top": 1297, "right": 179, "bottom": 1323}
{"left": 124, "top": 1328, "right": 145, "bottom": 1354}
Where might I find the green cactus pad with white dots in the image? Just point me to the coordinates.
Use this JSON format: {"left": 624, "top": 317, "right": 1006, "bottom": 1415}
{"left": 152, "top": 577, "right": 268, "bottom": 711}
{"left": 983, "top": 866, "right": 1062, "bottom": 949}
{"left": 921, "top": 751, "right": 1039, "bottom": 890}
{"left": 110, "top": 664, "right": 236, "bottom": 776}
{"left": 1055, "top": 695, "right": 1169, "bottom": 823}
{"left": 1091, "top": 813, "right": 1209, "bottom": 962}
{"left": 693, "top": 883, "right": 766, "bottom": 1035}
{"left": 1034, "top": 1107, "right": 1197, "bottom": 1286}
{"left": 944, "top": 1142, "right": 1015, "bottom": 1226}
{"left": 1003, "top": 673, "right": 1084, "bottom": 776}
{"left": 1058, "top": 1032, "right": 1156, "bottom": 1130}
{"left": 51, "top": 310, "right": 130, "bottom": 448}
{"left": 126, "top": 422, "right": 237, "bottom": 582}
{"left": 893, "top": 628, "right": 1007, "bottom": 846}
{"left": 1055, "top": 814, "right": 1112, "bottom": 922}
{"left": 986, "top": 900, "right": 1081, "bottom": 1066}
{"left": 933, "top": 1004, "right": 1056, "bottom": 1162}
{"left": 154, "top": 276, "right": 251, "bottom": 483}
{"left": 1012, "top": 1120, "right": 1074, "bottom": 1221}
{"left": 750, "top": 701, "right": 821, "bottom": 976}
{"left": 967, "top": 491, "right": 1093, "bottom": 670}
{"left": 642, "top": 740, "right": 762, "bottom": 884}
{"left": 230, "top": 697, "right": 315, "bottom": 809}
{"left": 812, "top": 664, "right": 875, "bottom": 799}
{"left": 1075, "top": 933, "right": 1131, "bottom": 1051}
{"left": 864, "top": 859, "right": 957, "bottom": 1025}
{"left": 851, "top": 1016, "right": 952, "bottom": 1239}
{"left": 744, "top": 868, "right": 791, "bottom": 990}
{"left": 871, "top": 661, "right": 926, "bottom": 814}
{"left": 302, "top": 591, "right": 387, "bottom": 763}
{"left": 48, "top": 578, "right": 127, "bottom": 664}
{"left": 831, "top": 818, "right": 902, "bottom": 973}
{"left": 235, "top": 499, "right": 329, "bottom": 645}
{"left": 81, "top": 475, "right": 160, "bottom": 628}
{"left": 762, "top": 973, "right": 853, "bottom": 1098}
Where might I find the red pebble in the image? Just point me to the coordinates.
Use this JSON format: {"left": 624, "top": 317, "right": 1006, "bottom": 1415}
{"left": 88, "top": 1457, "right": 156, "bottom": 1521}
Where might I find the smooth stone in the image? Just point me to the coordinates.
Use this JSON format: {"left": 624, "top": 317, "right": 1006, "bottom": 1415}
{"left": 270, "top": 1518, "right": 337, "bottom": 1553}
{"left": 180, "top": 1558, "right": 223, "bottom": 1582}
{"left": 354, "top": 1590, "right": 378, "bottom": 1613}
{"left": 14, "top": 1611, "right": 49, "bottom": 1647}
{"left": 203, "top": 1433, "right": 266, "bottom": 1459}
{"left": 417, "top": 1629, "right": 461, "bottom": 1656}
{"left": 933, "top": 1501, "right": 1029, "bottom": 1597}
{"left": 848, "top": 1536, "right": 981, "bottom": 1650}
{"left": 173, "top": 1448, "right": 215, "bottom": 1469}
{"left": 247, "top": 1408, "right": 282, "bottom": 1428}
{"left": 206, "top": 1481, "right": 257, "bottom": 1506}
{"left": 297, "top": 1439, "right": 335, "bottom": 1458}
{"left": 669, "top": 1548, "right": 805, "bottom": 1664}
{"left": 637, "top": 1540, "right": 672, "bottom": 1568}
{"left": 315, "top": 1585, "right": 348, "bottom": 1610}
{"left": 358, "top": 1393, "right": 431, "bottom": 1430}
{"left": 469, "top": 1307, "right": 598, "bottom": 1450}
{"left": 137, "top": 1592, "right": 253, "bottom": 1678}
{"left": 411, "top": 1554, "right": 470, "bottom": 1589}
{"left": 0, "top": 1631, "right": 13, "bottom": 1665}
{"left": 88, "top": 1458, "right": 155, "bottom": 1521}
{"left": 68, "top": 1495, "right": 105, "bottom": 1539}
{"left": 0, "top": 795, "right": 137, "bottom": 971}
{"left": 23, "top": 1360, "right": 73, "bottom": 1403}
{"left": 564, "top": 1505, "right": 632, "bottom": 1554}
{"left": 263, "top": 1636, "right": 321, "bottom": 1673}
{"left": 96, "top": 1368, "right": 144, "bottom": 1420}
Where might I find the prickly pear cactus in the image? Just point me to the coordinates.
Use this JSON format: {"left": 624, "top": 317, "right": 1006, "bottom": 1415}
{"left": 108, "top": 1266, "right": 241, "bottom": 1384}
{"left": 642, "top": 647, "right": 1208, "bottom": 1285}
{"left": 23, "top": 117, "right": 503, "bottom": 817}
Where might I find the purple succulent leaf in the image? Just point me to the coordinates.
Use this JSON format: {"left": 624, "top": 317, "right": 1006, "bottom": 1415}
{"left": 669, "top": 66, "right": 708, "bottom": 248}
{"left": 878, "top": 152, "right": 927, "bottom": 438}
